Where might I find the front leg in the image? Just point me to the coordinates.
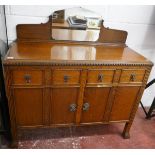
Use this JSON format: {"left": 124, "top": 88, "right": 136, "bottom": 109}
{"left": 122, "top": 122, "right": 131, "bottom": 139}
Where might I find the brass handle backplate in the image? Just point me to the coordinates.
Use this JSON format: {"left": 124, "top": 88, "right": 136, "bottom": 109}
{"left": 69, "top": 103, "right": 77, "bottom": 112}
{"left": 64, "top": 75, "right": 70, "bottom": 82}
{"left": 83, "top": 102, "right": 90, "bottom": 111}
{"left": 130, "top": 74, "right": 136, "bottom": 82}
{"left": 24, "top": 74, "right": 31, "bottom": 83}
{"left": 98, "top": 74, "right": 104, "bottom": 82}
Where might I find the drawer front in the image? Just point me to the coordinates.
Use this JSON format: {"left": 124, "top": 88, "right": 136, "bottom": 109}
{"left": 12, "top": 70, "right": 43, "bottom": 85}
{"left": 52, "top": 70, "right": 80, "bottom": 85}
{"left": 87, "top": 70, "right": 115, "bottom": 84}
{"left": 120, "top": 69, "right": 145, "bottom": 84}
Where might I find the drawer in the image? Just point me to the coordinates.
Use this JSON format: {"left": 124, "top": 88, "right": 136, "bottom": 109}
{"left": 52, "top": 70, "right": 80, "bottom": 85}
{"left": 87, "top": 70, "right": 115, "bottom": 84}
{"left": 12, "top": 70, "right": 43, "bottom": 85}
{"left": 120, "top": 69, "right": 145, "bottom": 83}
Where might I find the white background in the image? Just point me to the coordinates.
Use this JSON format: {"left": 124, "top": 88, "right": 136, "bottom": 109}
{"left": 1, "top": 5, "right": 155, "bottom": 106}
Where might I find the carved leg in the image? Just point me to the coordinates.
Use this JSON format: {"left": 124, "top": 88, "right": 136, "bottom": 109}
{"left": 4, "top": 67, "right": 18, "bottom": 148}
{"left": 122, "top": 85, "right": 146, "bottom": 139}
{"left": 122, "top": 122, "right": 131, "bottom": 139}
{"left": 122, "top": 67, "right": 152, "bottom": 139}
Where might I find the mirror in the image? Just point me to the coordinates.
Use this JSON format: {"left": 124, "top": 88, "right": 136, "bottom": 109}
{"left": 51, "top": 7, "right": 102, "bottom": 41}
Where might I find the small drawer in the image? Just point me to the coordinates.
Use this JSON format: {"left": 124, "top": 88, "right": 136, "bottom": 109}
{"left": 120, "top": 69, "right": 145, "bottom": 83}
{"left": 52, "top": 70, "right": 80, "bottom": 85}
{"left": 87, "top": 70, "right": 115, "bottom": 84}
{"left": 12, "top": 70, "right": 43, "bottom": 85}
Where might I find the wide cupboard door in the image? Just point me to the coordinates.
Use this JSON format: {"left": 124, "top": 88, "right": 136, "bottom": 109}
{"left": 14, "top": 88, "right": 43, "bottom": 127}
{"left": 50, "top": 88, "right": 79, "bottom": 125}
{"left": 81, "top": 87, "right": 111, "bottom": 123}
{"left": 109, "top": 86, "right": 141, "bottom": 121}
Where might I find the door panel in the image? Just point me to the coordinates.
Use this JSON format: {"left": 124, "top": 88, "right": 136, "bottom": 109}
{"left": 14, "top": 88, "right": 43, "bottom": 126}
{"left": 51, "top": 88, "right": 78, "bottom": 124}
{"left": 109, "top": 86, "right": 140, "bottom": 121}
{"left": 81, "top": 87, "right": 111, "bottom": 123}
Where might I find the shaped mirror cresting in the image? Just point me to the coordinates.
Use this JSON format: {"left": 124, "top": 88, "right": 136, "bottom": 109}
{"left": 16, "top": 7, "right": 127, "bottom": 44}
{"left": 51, "top": 7, "right": 102, "bottom": 41}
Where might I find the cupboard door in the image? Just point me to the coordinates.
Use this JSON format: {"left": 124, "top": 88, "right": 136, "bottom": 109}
{"left": 81, "top": 87, "right": 111, "bottom": 123}
{"left": 109, "top": 86, "right": 140, "bottom": 121}
{"left": 14, "top": 88, "right": 43, "bottom": 127}
{"left": 51, "top": 88, "right": 78, "bottom": 125}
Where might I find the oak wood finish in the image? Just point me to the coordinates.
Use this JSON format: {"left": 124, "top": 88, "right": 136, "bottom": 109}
{"left": 51, "top": 88, "right": 78, "bottom": 124}
{"left": 5, "top": 42, "right": 151, "bottom": 66}
{"left": 52, "top": 69, "right": 80, "bottom": 85}
{"left": 81, "top": 87, "right": 111, "bottom": 123}
{"left": 109, "top": 86, "right": 141, "bottom": 121}
{"left": 3, "top": 11, "right": 153, "bottom": 147}
{"left": 17, "top": 16, "right": 52, "bottom": 41}
{"left": 76, "top": 70, "right": 87, "bottom": 124}
{"left": 119, "top": 69, "right": 145, "bottom": 84}
{"left": 97, "top": 21, "right": 128, "bottom": 43}
{"left": 12, "top": 70, "right": 43, "bottom": 86}
{"left": 87, "top": 69, "right": 115, "bottom": 84}
{"left": 122, "top": 65, "right": 152, "bottom": 138}
{"left": 14, "top": 88, "right": 43, "bottom": 127}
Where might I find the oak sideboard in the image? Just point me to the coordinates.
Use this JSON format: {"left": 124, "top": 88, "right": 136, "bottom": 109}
{"left": 3, "top": 8, "right": 153, "bottom": 147}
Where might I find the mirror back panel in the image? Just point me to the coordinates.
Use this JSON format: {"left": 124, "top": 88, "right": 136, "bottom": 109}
{"left": 16, "top": 7, "right": 128, "bottom": 44}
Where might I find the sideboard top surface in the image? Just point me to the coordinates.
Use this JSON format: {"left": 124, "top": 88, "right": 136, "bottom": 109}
{"left": 3, "top": 42, "right": 153, "bottom": 66}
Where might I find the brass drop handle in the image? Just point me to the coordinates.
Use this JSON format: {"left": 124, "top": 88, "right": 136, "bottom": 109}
{"left": 83, "top": 102, "right": 90, "bottom": 111}
{"left": 130, "top": 74, "right": 136, "bottom": 82}
{"left": 98, "top": 74, "right": 104, "bottom": 82}
{"left": 64, "top": 75, "right": 70, "bottom": 83}
{"left": 69, "top": 103, "right": 77, "bottom": 112}
{"left": 24, "top": 74, "right": 31, "bottom": 83}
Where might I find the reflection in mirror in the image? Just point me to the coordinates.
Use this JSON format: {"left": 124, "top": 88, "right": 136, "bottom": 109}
{"left": 51, "top": 7, "right": 102, "bottom": 41}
